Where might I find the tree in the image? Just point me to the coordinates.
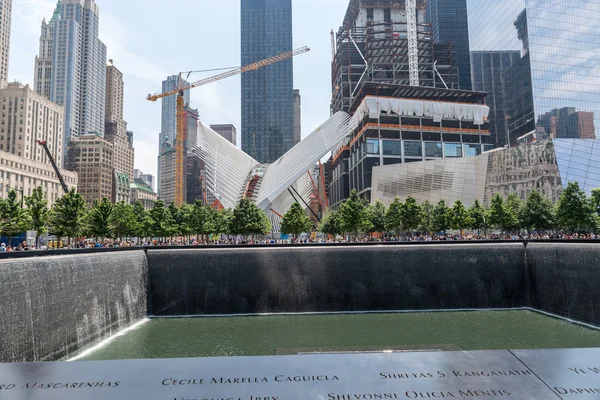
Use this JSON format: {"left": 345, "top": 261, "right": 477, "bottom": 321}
{"left": 520, "top": 191, "right": 555, "bottom": 233}
{"left": 229, "top": 197, "right": 271, "bottom": 238}
{"left": 169, "top": 203, "right": 193, "bottom": 240}
{"left": 368, "top": 200, "right": 387, "bottom": 236}
{"left": 468, "top": 200, "right": 487, "bottom": 234}
{"left": 451, "top": 200, "right": 472, "bottom": 235}
{"left": 213, "top": 208, "right": 232, "bottom": 236}
{"left": 281, "top": 202, "right": 312, "bottom": 239}
{"left": 555, "top": 181, "right": 594, "bottom": 232}
{"left": 190, "top": 200, "right": 215, "bottom": 241}
{"left": 0, "top": 190, "right": 32, "bottom": 244}
{"left": 339, "top": 189, "right": 372, "bottom": 239}
{"left": 320, "top": 210, "right": 343, "bottom": 237}
{"left": 385, "top": 198, "right": 404, "bottom": 236}
{"left": 49, "top": 188, "right": 87, "bottom": 246}
{"left": 24, "top": 186, "right": 49, "bottom": 247}
{"left": 503, "top": 194, "right": 522, "bottom": 234}
{"left": 592, "top": 188, "right": 600, "bottom": 233}
{"left": 87, "top": 197, "right": 113, "bottom": 240}
{"left": 419, "top": 200, "right": 435, "bottom": 234}
{"left": 132, "top": 201, "right": 151, "bottom": 243}
{"left": 148, "top": 200, "right": 176, "bottom": 240}
{"left": 109, "top": 201, "right": 137, "bottom": 241}
{"left": 432, "top": 200, "right": 451, "bottom": 234}
{"left": 488, "top": 193, "right": 506, "bottom": 232}
{"left": 400, "top": 196, "right": 422, "bottom": 236}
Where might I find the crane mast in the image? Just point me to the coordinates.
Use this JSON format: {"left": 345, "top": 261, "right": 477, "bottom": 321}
{"left": 406, "top": 0, "right": 419, "bottom": 87}
{"left": 147, "top": 46, "right": 310, "bottom": 206}
{"left": 36, "top": 141, "right": 69, "bottom": 194}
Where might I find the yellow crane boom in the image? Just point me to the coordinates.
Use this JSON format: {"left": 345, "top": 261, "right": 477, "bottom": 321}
{"left": 147, "top": 46, "right": 310, "bottom": 206}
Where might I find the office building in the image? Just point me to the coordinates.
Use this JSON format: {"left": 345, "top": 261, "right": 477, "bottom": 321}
{"left": 210, "top": 124, "right": 237, "bottom": 146}
{"left": 158, "top": 141, "right": 176, "bottom": 205}
{"left": 130, "top": 181, "right": 157, "bottom": 210}
{"left": 331, "top": 0, "right": 460, "bottom": 115}
{"left": 0, "top": 81, "right": 64, "bottom": 167}
{"left": 371, "top": 139, "right": 600, "bottom": 207}
{"left": 426, "top": 0, "right": 471, "bottom": 90}
{"left": 67, "top": 134, "right": 113, "bottom": 206}
{"left": 293, "top": 89, "right": 301, "bottom": 145}
{"left": 0, "top": 0, "right": 11, "bottom": 81}
{"left": 160, "top": 75, "right": 190, "bottom": 149}
{"left": 185, "top": 106, "right": 199, "bottom": 152}
{"left": 0, "top": 150, "right": 77, "bottom": 207}
{"left": 134, "top": 169, "right": 155, "bottom": 192}
{"left": 34, "top": 0, "right": 107, "bottom": 166}
{"left": 105, "top": 60, "right": 134, "bottom": 180}
{"left": 241, "top": 0, "right": 294, "bottom": 163}
{"left": 113, "top": 170, "right": 129, "bottom": 203}
{"left": 471, "top": 51, "right": 521, "bottom": 147}
{"left": 467, "top": 0, "right": 599, "bottom": 144}
{"left": 537, "top": 108, "right": 596, "bottom": 140}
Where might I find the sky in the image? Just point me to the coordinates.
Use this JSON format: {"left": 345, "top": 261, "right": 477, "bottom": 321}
{"left": 10, "top": 0, "right": 350, "bottom": 177}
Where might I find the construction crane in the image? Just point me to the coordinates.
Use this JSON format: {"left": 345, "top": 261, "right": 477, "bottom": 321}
{"left": 147, "top": 46, "right": 311, "bottom": 206}
{"left": 36, "top": 140, "right": 69, "bottom": 194}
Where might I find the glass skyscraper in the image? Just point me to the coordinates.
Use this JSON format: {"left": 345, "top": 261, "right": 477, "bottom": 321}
{"left": 241, "top": 0, "right": 294, "bottom": 164}
{"left": 426, "top": 0, "right": 472, "bottom": 90}
{"left": 467, "top": 0, "right": 600, "bottom": 145}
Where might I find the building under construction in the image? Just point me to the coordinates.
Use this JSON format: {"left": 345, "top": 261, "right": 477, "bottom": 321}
{"left": 331, "top": 0, "right": 460, "bottom": 114}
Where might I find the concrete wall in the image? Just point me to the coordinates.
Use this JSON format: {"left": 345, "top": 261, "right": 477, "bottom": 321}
{"left": 0, "top": 251, "right": 148, "bottom": 363}
{"left": 147, "top": 244, "right": 528, "bottom": 316}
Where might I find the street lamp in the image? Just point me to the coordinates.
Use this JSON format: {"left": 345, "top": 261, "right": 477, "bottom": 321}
{"left": 0, "top": 184, "right": 24, "bottom": 207}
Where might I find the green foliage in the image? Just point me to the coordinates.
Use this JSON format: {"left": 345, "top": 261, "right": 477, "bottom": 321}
{"left": 230, "top": 197, "right": 271, "bottom": 237}
{"left": 451, "top": 200, "right": 472, "bottom": 233}
{"left": 131, "top": 201, "right": 151, "bottom": 240}
{"left": 520, "top": 191, "right": 555, "bottom": 232}
{"left": 368, "top": 200, "right": 387, "bottom": 235}
{"left": 0, "top": 190, "right": 32, "bottom": 240}
{"left": 339, "top": 189, "right": 372, "bottom": 237}
{"left": 591, "top": 188, "right": 600, "bottom": 216}
{"left": 87, "top": 197, "right": 113, "bottom": 239}
{"left": 281, "top": 202, "right": 312, "bottom": 238}
{"left": 109, "top": 201, "right": 137, "bottom": 240}
{"left": 555, "top": 182, "right": 594, "bottom": 232}
{"left": 468, "top": 200, "right": 487, "bottom": 233}
{"left": 400, "top": 196, "right": 422, "bottom": 235}
{"left": 214, "top": 208, "right": 232, "bottom": 235}
{"left": 488, "top": 193, "right": 506, "bottom": 232}
{"left": 385, "top": 198, "right": 403, "bottom": 234}
{"left": 25, "top": 187, "right": 49, "bottom": 245}
{"left": 419, "top": 200, "right": 435, "bottom": 234}
{"left": 432, "top": 200, "right": 451, "bottom": 234}
{"left": 503, "top": 194, "right": 522, "bottom": 233}
{"left": 190, "top": 200, "right": 215, "bottom": 237}
{"left": 320, "top": 210, "right": 343, "bottom": 236}
{"left": 49, "top": 188, "right": 87, "bottom": 241}
{"left": 148, "top": 200, "right": 176, "bottom": 238}
{"left": 170, "top": 203, "right": 193, "bottom": 237}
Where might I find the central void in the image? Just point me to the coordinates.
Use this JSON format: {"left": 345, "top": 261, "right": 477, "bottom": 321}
{"left": 75, "top": 311, "right": 600, "bottom": 360}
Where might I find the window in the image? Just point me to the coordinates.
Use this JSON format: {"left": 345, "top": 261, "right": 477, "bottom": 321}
{"left": 444, "top": 143, "right": 463, "bottom": 158}
{"left": 404, "top": 141, "right": 423, "bottom": 157}
{"left": 366, "top": 139, "right": 379, "bottom": 154}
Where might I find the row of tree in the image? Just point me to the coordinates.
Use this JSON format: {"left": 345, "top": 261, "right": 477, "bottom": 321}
{"left": 320, "top": 183, "right": 600, "bottom": 238}
{"left": 1, "top": 182, "right": 598, "bottom": 245}
{"left": 0, "top": 188, "right": 274, "bottom": 245}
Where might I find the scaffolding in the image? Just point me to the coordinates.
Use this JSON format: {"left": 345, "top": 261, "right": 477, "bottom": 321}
{"left": 331, "top": 0, "right": 459, "bottom": 114}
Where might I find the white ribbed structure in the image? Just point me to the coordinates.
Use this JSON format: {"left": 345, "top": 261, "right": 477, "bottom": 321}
{"left": 195, "top": 123, "right": 259, "bottom": 209}
{"left": 267, "top": 167, "right": 316, "bottom": 232}
{"left": 255, "top": 111, "right": 350, "bottom": 210}
{"left": 350, "top": 96, "right": 490, "bottom": 131}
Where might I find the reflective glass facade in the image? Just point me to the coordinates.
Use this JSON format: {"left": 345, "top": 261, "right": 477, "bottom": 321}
{"left": 426, "top": 0, "right": 472, "bottom": 90}
{"left": 467, "top": 0, "right": 600, "bottom": 146}
{"left": 241, "top": 0, "right": 294, "bottom": 164}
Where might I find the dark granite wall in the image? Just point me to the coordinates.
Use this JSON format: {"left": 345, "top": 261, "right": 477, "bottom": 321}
{"left": 0, "top": 251, "right": 148, "bottom": 363}
{"left": 147, "top": 244, "right": 528, "bottom": 316}
{"left": 527, "top": 243, "right": 600, "bottom": 326}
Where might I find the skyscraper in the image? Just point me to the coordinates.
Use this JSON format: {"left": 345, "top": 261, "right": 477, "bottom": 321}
{"left": 293, "top": 89, "right": 301, "bottom": 145}
{"left": 467, "top": 0, "right": 600, "bottom": 144}
{"left": 471, "top": 51, "right": 521, "bottom": 147}
{"left": 210, "top": 124, "right": 237, "bottom": 146}
{"left": 0, "top": 0, "right": 12, "bottom": 81}
{"left": 105, "top": 60, "right": 134, "bottom": 181}
{"left": 241, "top": 0, "right": 294, "bottom": 163}
{"left": 426, "top": 0, "right": 472, "bottom": 90}
{"left": 34, "top": 0, "right": 107, "bottom": 167}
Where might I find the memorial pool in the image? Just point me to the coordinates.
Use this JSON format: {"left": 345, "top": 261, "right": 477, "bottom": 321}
{"left": 74, "top": 310, "right": 600, "bottom": 361}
